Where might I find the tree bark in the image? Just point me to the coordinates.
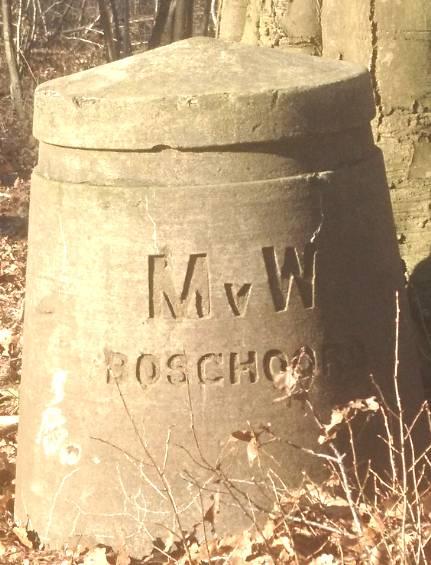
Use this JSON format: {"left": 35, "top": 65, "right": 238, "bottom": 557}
{"left": 200, "top": 0, "right": 212, "bottom": 36}
{"left": 219, "top": 0, "right": 321, "bottom": 53}
{"left": 97, "top": 0, "right": 119, "bottom": 61}
{"left": 173, "top": 0, "right": 193, "bottom": 41}
{"left": 108, "top": 0, "right": 121, "bottom": 54}
{"left": 1, "top": 0, "right": 24, "bottom": 120}
{"left": 219, "top": 0, "right": 430, "bottom": 274}
{"left": 321, "top": 0, "right": 431, "bottom": 387}
{"left": 321, "top": 0, "right": 431, "bottom": 275}
{"left": 119, "top": 0, "right": 131, "bottom": 56}
{"left": 110, "top": 0, "right": 132, "bottom": 58}
{"left": 148, "top": 0, "right": 174, "bottom": 48}
{"left": 218, "top": 0, "right": 248, "bottom": 41}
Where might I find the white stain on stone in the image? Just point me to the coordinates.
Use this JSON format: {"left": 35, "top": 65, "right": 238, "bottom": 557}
{"left": 37, "top": 369, "right": 82, "bottom": 465}
{"left": 37, "top": 406, "right": 68, "bottom": 456}
{"left": 51, "top": 369, "right": 67, "bottom": 404}
{"left": 29, "top": 481, "right": 44, "bottom": 497}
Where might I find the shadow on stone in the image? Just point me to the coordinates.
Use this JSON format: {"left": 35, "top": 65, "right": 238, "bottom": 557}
{"left": 408, "top": 250, "right": 431, "bottom": 395}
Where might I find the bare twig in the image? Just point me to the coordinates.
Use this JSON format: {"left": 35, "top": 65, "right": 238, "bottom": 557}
{"left": 113, "top": 378, "right": 193, "bottom": 564}
{"left": 393, "top": 292, "right": 408, "bottom": 560}
{"left": 328, "top": 444, "right": 363, "bottom": 536}
{"left": 90, "top": 435, "right": 151, "bottom": 466}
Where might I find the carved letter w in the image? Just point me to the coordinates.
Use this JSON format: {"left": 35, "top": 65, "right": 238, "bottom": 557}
{"left": 262, "top": 245, "right": 316, "bottom": 311}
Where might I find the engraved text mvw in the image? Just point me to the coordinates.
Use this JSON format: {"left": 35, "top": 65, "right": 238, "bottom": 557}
{"left": 149, "top": 244, "right": 316, "bottom": 319}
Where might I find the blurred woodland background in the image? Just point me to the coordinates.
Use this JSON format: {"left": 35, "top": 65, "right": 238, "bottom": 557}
{"left": 0, "top": 0, "right": 217, "bottom": 178}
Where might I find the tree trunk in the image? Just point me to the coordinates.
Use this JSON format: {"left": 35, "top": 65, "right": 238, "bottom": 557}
{"left": 200, "top": 0, "right": 212, "bottom": 36}
{"left": 321, "top": 0, "right": 431, "bottom": 276}
{"left": 1, "top": 0, "right": 25, "bottom": 120}
{"left": 116, "top": 0, "right": 131, "bottom": 57}
{"left": 173, "top": 0, "right": 193, "bottom": 41}
{"left": 108, "top": 0, "right": 121, "bottom": 54}
{"left": 148, "top": 0, "right": 174, "bottom": 48}
{"left": 218, "top": 0, "right": 248, "bottom": 41}
{"left": 321, "top": 0, "right": 431, "bottom": 388}
{"left": 97, "top": 0, "right": 119, "bottom": 61}
{"left": 219, "top": 0, "right": 430, "bottom": 274}
{"left": 218, "top": 0, "right": 322, "bottom": 53}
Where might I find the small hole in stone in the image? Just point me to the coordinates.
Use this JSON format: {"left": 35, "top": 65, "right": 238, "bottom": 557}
{"left": 60, "top": 444, "right": 81, "bottom": 465}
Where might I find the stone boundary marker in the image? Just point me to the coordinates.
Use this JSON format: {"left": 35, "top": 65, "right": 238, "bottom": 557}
{"left": 15, "top": 37, "right": 426, "bottom": 557}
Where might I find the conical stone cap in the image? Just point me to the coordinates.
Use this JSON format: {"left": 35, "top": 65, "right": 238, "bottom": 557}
{"left": 33, "top": 37, "right": 375, "bottom": 150}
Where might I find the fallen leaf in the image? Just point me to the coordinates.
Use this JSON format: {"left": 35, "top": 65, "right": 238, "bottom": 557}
{"left": 229, "top": 530, "right": 253, "bottom": 561}
{"left": 203, "top": 492, "right": 220, "bottom": 531}
{"left": 163, "top": 530, "right": 175, "bottom": 553}
{"left": 262, "top": 518, "right": 275, "bottom": 540}
{"left": 115, "top": 546, "right": 131, "bottom": 565}
{"left": 319, "top": 396, "right": 380, "bottom": 443}
{"left": 83, "top": 546, "right": 110, "bottom": 565}
{"left": 0, "top": 328, "right": 12, "bottom": 356}
{"left": 198, "top": 537, "right": 220, "bottom": 561}
{"left": 311, "top": 553, "right": 338, "bottom": 564}
{"left": 273, "top": 535, "right": 294, "bottom": 555}
{"left": 12, "top": 526, "right": 33, "bottom": 549}
{"left": 319, "top": 408, "right": 345, "bottom": 443}
{"left": 248, "top": 555, "right": 275, "bottom": 564}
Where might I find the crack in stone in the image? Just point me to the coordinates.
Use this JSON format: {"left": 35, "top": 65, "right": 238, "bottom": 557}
{"left": 369, "top": 0, "right": 384, "bottom": 135}
{"left": 145, "top": 194, "right": 159, "bottom": 252}
{"left": 44, "top": 467, "right": 80, "bottom": 541}
{"left": 310, "top": 172, "right": 328, "bottom": 245}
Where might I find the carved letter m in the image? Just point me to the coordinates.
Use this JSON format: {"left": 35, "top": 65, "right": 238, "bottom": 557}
{"left": 149, "top": 253, "right": 210, "bottom": 319}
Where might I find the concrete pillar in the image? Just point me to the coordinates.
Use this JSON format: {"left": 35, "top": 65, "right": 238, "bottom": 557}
{"left": 15, "top": 38, "right": 425, "bottom": 557}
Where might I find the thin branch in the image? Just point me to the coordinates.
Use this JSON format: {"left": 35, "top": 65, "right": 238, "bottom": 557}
{"left": 393, "top": 291, "right": 408, "bottom": 558}
{"left": 113, "top": 379, "right": 193, "bottom": 564}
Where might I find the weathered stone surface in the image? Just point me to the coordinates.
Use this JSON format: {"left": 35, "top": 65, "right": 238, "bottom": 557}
{"left": 16, "top": 38, "right": 425, "bottom": 557}
{"left": 33, "top": 37, "right": 375, "bottom": 149}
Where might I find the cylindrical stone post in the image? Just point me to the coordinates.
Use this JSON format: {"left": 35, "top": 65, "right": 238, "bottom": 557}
{"left": 15, "top": 38, "right": 425, "bottom": 557}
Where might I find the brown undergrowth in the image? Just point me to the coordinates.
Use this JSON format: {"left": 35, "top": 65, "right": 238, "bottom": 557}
{"left": 4, "top": 350, "right": 430, "bottom": 564}
{"left": 2, "top": 392, "right": 431, "bottom": 564}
